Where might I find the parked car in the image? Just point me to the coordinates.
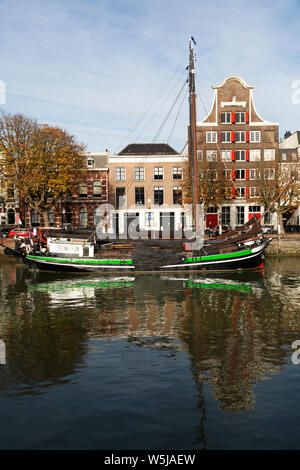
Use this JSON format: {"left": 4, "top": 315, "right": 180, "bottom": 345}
{"left": 0, "top": 227, "right": 13, "bottom": 238}
{"left": 8, "top": 228, "right": 31, "bottom": 239}
{"left": 261, "top": 225, "right": 275, "bottom": 234}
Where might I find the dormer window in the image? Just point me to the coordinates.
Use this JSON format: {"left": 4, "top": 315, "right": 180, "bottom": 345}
{"left": 87, "top": 158, "right": 95, "bottom": 168}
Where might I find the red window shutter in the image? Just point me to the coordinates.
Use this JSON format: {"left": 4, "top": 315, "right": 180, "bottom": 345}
{"left": 231, "top": 150, "right": 235, "bottom": 161}
{"left": 246, "top": 169, "right": 249, "bottom": 180}
{"left": 231, "top": 187, "right": 236, "bottom": 199}
{"left": 231, "top": 112, "right": 235, "bottom": 123}
{"left": 246, "top": 150, "right": 249, "bottom": 161}
{"left": 231, "top": 169, "right": 236, "bottom": 180}
{"left": 231, "top": 131, "right": 235, "bottom": 143}
{"left": 245, "top": 112, "right": 249, "bottom": 123}
{"left": 246, "top": 187, "right": 249, "bottom": 198}
{"left": 246, "top": 131, "right": 249, "bottom": 142}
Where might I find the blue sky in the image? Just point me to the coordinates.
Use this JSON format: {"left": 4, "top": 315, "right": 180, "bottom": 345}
{"left": 0, "top": 0, "right": 300, "bottom": 152}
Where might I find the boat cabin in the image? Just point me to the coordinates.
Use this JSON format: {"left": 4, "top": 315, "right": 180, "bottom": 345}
{"left": 47, "top": 238, "right": 95, "bottom": 258}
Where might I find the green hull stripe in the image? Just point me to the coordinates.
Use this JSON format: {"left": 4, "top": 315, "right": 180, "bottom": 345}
{"left": 185, "top": 248, "right": 252, "bottom": 263}
{"left": 26, "top": 255, "right": 133, "bottom": 265}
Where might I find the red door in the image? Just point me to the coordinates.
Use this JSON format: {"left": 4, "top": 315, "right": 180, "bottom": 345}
{"left": 206, "top": 213, "right": 218, "bottom": 228}
{"left": 249, "top": 213, "right": 261, "bottom": 224}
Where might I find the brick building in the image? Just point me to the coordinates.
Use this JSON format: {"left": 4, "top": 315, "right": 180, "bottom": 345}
{"left": 195, "top": 75, "right": 279, "bottom": 229}
{"left": 23, "top": 151, "right": 109, "bottom": 229}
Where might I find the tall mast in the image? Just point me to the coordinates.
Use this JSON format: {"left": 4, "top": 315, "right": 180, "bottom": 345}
{"left": 189, "top": 38, "right": 199, "bottom": 231}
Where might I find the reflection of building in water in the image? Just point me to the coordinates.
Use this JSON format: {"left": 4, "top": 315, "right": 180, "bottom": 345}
{"left": 1, "top": 262, "right": 300, "bottom": 413}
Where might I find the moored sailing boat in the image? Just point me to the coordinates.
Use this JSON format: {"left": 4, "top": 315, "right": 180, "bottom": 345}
{"left": 160, "top": 38, "right": 273, "bottom": 271}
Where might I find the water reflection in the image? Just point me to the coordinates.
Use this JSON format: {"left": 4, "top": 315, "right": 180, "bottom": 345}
{"left": 0, "top": 258, "right": 300, "bottom": 416}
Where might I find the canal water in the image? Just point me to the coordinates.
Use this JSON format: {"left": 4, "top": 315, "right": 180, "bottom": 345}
{"left": 0, "top": 257, "right": 299, "bottom": 450}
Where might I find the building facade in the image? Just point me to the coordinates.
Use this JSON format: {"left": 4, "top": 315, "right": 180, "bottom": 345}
{"left": 23, "top": 151, "right": 109, "bottom": 229}
{"left": 108, "top": 143, "right": 189, "bottom": 238}
{"left": 279, "top": 131, "right": 300, "bottom": 229}
{"left": 195, "top": 75, "right": 279, "bottom": 229}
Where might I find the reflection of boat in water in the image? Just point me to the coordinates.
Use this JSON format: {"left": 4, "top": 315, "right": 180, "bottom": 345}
{"left": 28, "top": 276, "right": 135, "bottom": 306}
{"left": 28, "top": 276, "right": 135, "bottom": 293}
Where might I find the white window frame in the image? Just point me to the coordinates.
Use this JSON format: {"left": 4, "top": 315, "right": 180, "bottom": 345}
{"left": 235, "top": 169, "right": 246, "bottom": 180}
{"left": 249, "top": 149, "right": 261, "bottom": 161}
{"left": 235, "top": 112, "right": 246, "bottom": 124}
{"left": 236, "top": 187, "right": 246, "bottom": 198}
{"left": 264, "top": 149, "right": 275, "bottom": 161}
{"left": 153, "top": 167, "right": 164, "bottom": 180}
{"left": 264, "top": 168, "right": 275, "bottom": 180}
{"left": 134, "top": 167, "right": 145, "bottom": 181}
{"left": 206, "top": 150, "right": 218, "bottom": 162}
{"left": 249, "top": 169, "right": 259, "bottom": 180}
{"left": 221, "top": 112, "right": 231, "bottom": 124}
{"left": 221, "top": 131, "right": 231, "bottom": 143}
{"left": 115, "top": 167, "right": 126, "bottom": 181}
{"left": 250, "top": 187, "right": 260, "bottom": 198}
{"left": 235, "top": 131, "right": 246, "bottom": 143}
{"left": 206, "top": 131, "right": 217, "bottom": 143}
{"left": 221, "top": 150, "right": 231, "bottom": 162}
{"left": 235, "top": 150, "right": 246, "bottom": 161}
{"left": 250, "top": 131, "right": 261, "bottom": 143}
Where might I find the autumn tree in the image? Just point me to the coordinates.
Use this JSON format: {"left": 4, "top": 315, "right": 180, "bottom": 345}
{"left": 254, "top": 160, "right": 300, "bottom": 236}
{"left": 0, "top": 111, "right": 86, "bottom": 226}
{"left": 183, "top": 152, "right": 227, "bottom": 212}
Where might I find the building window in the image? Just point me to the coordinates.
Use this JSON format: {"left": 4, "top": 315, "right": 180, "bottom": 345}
{"left": 264, "top": 149, "right": 275, "bottom": 161}
{"left": 154, "top": 186, "right": 164, "bottom": 205}
{"left": 135, "top": 187, "right": 145, "bottom": 206}
{"left": 249, "top": 206, "right": 261, "bottom": 213}
{"left": 236, "top": 187, "right": 246, "bottom": 198}
{"left": 154, "top": 167, "right": 164, "bottom": 180}
{"left": 281, "top": 153, "right": 287, "bottom": 161}
{"left": 264, "top": 168, "right": 275, "bottom": 179}
{"left": 93, "top": 180, "right": 102, "bottom": 197}
{"left": 79, "top": 207, "right": 88, "bottom": 227}
{"left": 235, "top": 150, "right": 246, "bottom": 161}
{"left": 235, "top": 112, "right": 246, "bottom": 124}
{"left": 250, "top": 187, "right": 260, "bottom": 198}
{"left": 206, "top": 131, "right": 217, "bottom": 143}
{"left": 115, "top": 167, "right": 126, "bottom": 181}
{"left": 221, "top": 150, "right": 231, "bottom": 161}
{"left": 250, "top": 131, "right": 261, "bottom": 143}
{"left": 79, "top": 183, "right": 88, "bottom": 197}
{"left": 173, "top": 186, "right": 182, "bottom": 205}
{"left": 87, "top": 158, "right": 95, "bottom": 168}
{"left": 264, "top": 211, "right": 271, "bottom": 224}
{"left": 116, "top": 187, "right": 126, "bottom": 209}
{"left": 221, "top": 112, "right": 231, "bottom": 124}
{"left": 173, "top": 167, "right": 182, "bottom": 180}
{"left": 134, "top": 167, "right": 145, "bottom": 181}
{"left": 235, "top": 131, "right": 246, "bottom": 143}
{"left": 236, "top": 206, "right": 245, "bottom": 225}
{"left": 235, "top": 169, "right": 246, "bottom": 180}
{"left": 197, "top": 150, "right": 203, "bottom": 160}
{"left": 221, "top": 206, "right": 231, "bottom": 225}
{"left": 31, "top": 210, "right": 40, "bottom": 226}
{"left": 206, "top": 150, "right": 218, "bottom": 162}
{"left": 222, "top": 169, "right": 231, "bottom": 180}
{"left": 250, "top": 169, "right": 259, "bottom": 180}
{"left": 93, "top": 208, "right": 101, "bottom": 226}
{"left": 221, "top": 131, "right": 231, "bottom": 143}
{"left": 292, "top": 153, "right": 297, "bottom": 161}
{"left": 249, "top": 149, "right": 261, "bottom": 161}
{"left": 48, "top": 209, "right": 55, "bottom": 226}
